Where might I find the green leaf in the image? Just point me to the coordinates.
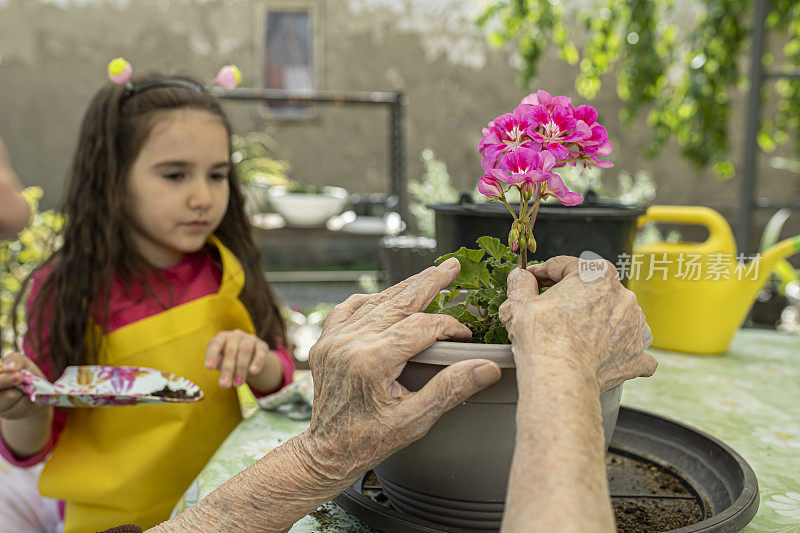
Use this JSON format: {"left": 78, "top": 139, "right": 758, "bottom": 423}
{"left": 443, "top": 289, "right": 460, "bottom": 305}
{"left": 489, "top": 260, "right": 515, "bottom": 290}
{"left": 477, "top": 236, "right": 510, "bottom": 261}
{"left": 484, "top": 325, "right": 509, "bottom": 344}
{"left": 471, "top": 288, "right": 496, "bottom": 311}
{"left": 435, "top": 247, "right": 485, "bottom": 264}
{"left": 439, "top": 303, "right": 467, "bottom": 319}
{"left": 436, "top": 247, "right": 488, "bottom": 289}
{"left": 424, "top": 293, "right": 446, "bottom": 313}
{"left": 439, "top": 304, "right": 482, "bottom": 330}
{"left": 487, "top": 292, "right": 507, "bottom": 317}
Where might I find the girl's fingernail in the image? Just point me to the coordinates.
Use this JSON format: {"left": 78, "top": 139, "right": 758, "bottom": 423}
{"left": 205, "top": 359, "right": 214, "bottom": 368}
{"left": 234, "top": 378, "right": 243, "bottom": 387}
{"left": 11, "top": 374, "right": 20, "bottom": 383}
{"left": 220, "top": 377, "right": 230, "bottom": 387}
{"left": 249, "top": 365, "right": 259, "bottom": 373}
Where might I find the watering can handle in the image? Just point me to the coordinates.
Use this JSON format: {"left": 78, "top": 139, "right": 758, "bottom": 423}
{"left": 637, "top": 205, "right": 737, "bottom": 255}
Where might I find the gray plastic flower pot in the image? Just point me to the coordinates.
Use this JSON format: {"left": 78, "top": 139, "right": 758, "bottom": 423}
{"left": 373, "top": 341, "right": 623, "bottom": 530}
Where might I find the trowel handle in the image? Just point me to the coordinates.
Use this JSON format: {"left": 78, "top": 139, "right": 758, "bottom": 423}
{"left": 637, "top": 206, "right": 736, "bottom": 255}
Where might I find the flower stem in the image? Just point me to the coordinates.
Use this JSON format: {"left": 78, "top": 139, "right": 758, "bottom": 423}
{"left": 518, "top": 185, "right": 530, "bottom": 269}
{"left": 500, "top": 197, "right": 518, "bottom": 220}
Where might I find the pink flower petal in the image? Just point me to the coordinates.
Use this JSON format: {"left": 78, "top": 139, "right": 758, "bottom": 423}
{"left": 537, "top": 150, "right": 556, "bottom": 172}
{"left": 520, "top": 93, "right": 538, "bottom": 106}
{"left": 486, "top": 168, "right": 512, "bottom": 183}
{"left": 573, "top": 105, "right": 598, "bottom": 126}
{"left": 531, "top": 105, "right": 550, "bottom": 126}
{"left": 552, "top": 105, "right": 576, "bottom": 132}
{"left": 552, "top": 95, "right": 573, "bottom": 109}
{"left": 519, "top": 139, "right": 543, "bottom": 153}
{"left": 478, "top": 175, "right": 503, "bottom": 198}
{"left": 545, "top": 174, "right": 584, "bottom": 206}
{"left": 591, "top": 158, "right": 614, "bottom": 169}
{"left": 536, "top": 90, "right": 553, "bottom": 108}
{"left": 513, "top": 105, "right": 538, "bottom": 131}
{"left": 546, "top": 142, "right": 570, "bottom": 161}
{"left": 596, "top": 139, "right": 613, "bottom": 156}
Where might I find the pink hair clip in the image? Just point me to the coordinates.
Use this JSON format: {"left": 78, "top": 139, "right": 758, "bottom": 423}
{"left": 213, "top": 65, "right": 241, "bottom": 89}
{"left": 107, "top": 57, "right": 133, "bottom": 84}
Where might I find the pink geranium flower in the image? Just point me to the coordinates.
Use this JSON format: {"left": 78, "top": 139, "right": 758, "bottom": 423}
{"left": 478, "top": 106, "right": 540, "bottom": 168}
{"left": 527, "top": 104, "right": 591, "bottom": 161}
{"left": 499, "top": 148, "right": 557, "bottom": 186}
{"left": 521, "top": 89, "right": 572, "bottom": 111}
{"left": 473, "top": 89, "right": 614, "bottom": 264}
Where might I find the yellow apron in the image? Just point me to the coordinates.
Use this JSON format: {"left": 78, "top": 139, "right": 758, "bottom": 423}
{"left": 39, "top": 236, "right": 254, "bottom": 532}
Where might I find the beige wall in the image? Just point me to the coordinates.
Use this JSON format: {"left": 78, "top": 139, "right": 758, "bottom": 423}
{"left": 1, "top": 0, "right": 799, "bottom": 249}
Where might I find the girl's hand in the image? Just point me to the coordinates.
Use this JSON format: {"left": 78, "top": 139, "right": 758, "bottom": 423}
{"left": 205, "top": 330, "right": 272, "bottom": 389}
{"left": 0, "top": 353, "right": 48, "bottom": 420}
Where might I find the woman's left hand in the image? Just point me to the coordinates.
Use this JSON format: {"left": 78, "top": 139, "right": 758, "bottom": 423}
{"left": 205, "top": 330, "right": 271, "bottom": 388}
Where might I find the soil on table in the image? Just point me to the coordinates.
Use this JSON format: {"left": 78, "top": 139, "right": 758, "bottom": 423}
{"left": 149, "top": 385, "right": 199, "bottom": 400}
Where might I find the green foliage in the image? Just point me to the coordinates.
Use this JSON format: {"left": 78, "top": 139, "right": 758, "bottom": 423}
{"left": 477, "top": 0, "right": 578, "bottom": 85}
{"left": 231, "top": 132, "right": 292, "bottom": 187}
{"left": 425, "top": 237, "right": 539, "bottom": 344}
{"left": 477, "top": 0, "right": 800, "bottom": 179}
{"left": 763, "top": 1, "right": 800, "bottom": 158}
{"left": 1, "top": 187, "right": 64, "bottom": 351}
{"left": 408, "top": 150, "right": 459, "bottom": 238}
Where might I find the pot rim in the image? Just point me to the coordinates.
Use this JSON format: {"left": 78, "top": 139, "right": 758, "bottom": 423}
{"left": 410, "top": 340, "right": 515, "bottom": 368}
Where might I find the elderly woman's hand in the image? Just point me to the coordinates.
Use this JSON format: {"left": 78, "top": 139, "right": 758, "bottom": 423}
{"left": 499, "top": 256, "right": 657, "bottom": 392}
{"left": 301, "top": 257, "right": 502, "bottom": 483}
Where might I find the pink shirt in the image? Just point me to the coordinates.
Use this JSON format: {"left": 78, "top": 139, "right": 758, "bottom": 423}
{"left": 0, "top": 247, "right": 294, "bottom": 467}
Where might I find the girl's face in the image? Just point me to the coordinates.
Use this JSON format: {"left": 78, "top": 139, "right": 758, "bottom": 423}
{"left": 125, "top": 109, "right": 231, "bottom": 268}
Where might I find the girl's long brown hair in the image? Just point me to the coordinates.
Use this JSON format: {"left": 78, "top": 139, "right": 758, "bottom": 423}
{"left": 13, "top": 73, "right": 287, "bottom": 376}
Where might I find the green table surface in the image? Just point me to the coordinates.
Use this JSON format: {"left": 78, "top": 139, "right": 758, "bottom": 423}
{"left": 172, "top": 328, "right": 800, "bottom": 532}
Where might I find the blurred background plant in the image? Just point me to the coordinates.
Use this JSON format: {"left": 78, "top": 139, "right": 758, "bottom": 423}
{"left": 408, "top": 149, "right": 459, "bottom": 237}
{"left": 1, "top": 187, "right": 64, "bottom": 351}
{"left": 232, "top": 132, "right": 292, "bottom": 215}
{"left": 477, "top": 0, "right": 800, "bottom": 180}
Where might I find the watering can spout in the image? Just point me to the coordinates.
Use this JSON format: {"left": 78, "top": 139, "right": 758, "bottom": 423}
{"left": 756, "top": 235, "right": 800, "bottom": 285}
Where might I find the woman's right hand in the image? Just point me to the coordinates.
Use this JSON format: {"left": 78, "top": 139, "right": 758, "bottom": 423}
{"left": 499, "top": 256, "right": 657, "bottom": 392}
{"left": 0, "top": 353, "right": 48, "bottom": 419}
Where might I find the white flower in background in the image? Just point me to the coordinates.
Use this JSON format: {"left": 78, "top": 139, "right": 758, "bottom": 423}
{"left": 767, "top": 492, "right": 800, "bottom": 520}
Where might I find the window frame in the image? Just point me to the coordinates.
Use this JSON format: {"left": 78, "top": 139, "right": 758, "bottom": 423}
{"left": 255, "top": 0, "right": 324, "bottom": 120}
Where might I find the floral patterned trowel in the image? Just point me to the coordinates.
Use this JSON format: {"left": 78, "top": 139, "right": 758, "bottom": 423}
{"left": 16, "top": 366, "right": 204, "bottom": 407}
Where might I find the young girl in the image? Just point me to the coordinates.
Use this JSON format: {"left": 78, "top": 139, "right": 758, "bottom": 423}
{"left": 0, "top": 70, "right": 294, "bottom": 532}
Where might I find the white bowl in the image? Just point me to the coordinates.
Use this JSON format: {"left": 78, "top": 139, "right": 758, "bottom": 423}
{"left": 267, "top": 186, "right": 348, "bottom": 227}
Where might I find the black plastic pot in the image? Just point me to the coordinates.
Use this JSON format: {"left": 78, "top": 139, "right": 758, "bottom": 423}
{"left": 432, "top": 195, "right": 647, "bottom": 265}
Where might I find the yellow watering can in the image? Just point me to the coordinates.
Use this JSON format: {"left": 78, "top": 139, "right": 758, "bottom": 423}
{"left": 628, "top": 206, "right": 800, "bottom": 354}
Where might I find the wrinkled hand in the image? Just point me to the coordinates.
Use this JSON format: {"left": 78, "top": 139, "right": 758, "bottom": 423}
{"left": 302, "top": 258, "right": 502, "bottom": 482}
{"left": 499, "top": 256, "right": 657, "bottom": 392}
{"left": 0, "top": 353, "right": 48, "bottom": 419}
{"left": 205, "top": 330, "right": 271, "bottom": 388}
